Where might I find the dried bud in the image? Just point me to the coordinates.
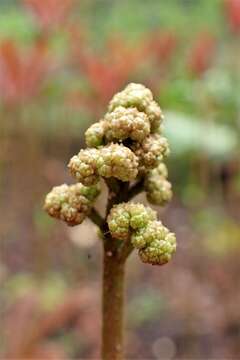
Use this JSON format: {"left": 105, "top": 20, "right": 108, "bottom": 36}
{"left": 85, "top": 121, "right": 106, "bottom": 148}
{"left": 145, "top": 163, "right": 172, "bottom": 205}
{"left": 131, "top": 134, "right": 170, "bottom": 171}
{"left": 107, "top": 202, "right": 157, "bottom": 240}
{"left": 104, "top": 106, "right": 150, "bottom": 142}
{"left": 131, "top": 220, "right": 176, "bottom": 265}
{"left": 44, "top": 183, "right": 99, "bottom": 226}
{"left": 97, "top": 144, "right": 139, "bottom": 182}
{"left": 68, "top": 148, "right": 100, "bottom": 186}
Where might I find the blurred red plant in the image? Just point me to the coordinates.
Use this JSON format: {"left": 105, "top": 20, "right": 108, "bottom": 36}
{"left": 0, "top": 39, "right": 50, "bottom": 106}
{"left": 187, "top": 32, "right": 216, "bottom": 77}
{"left": 224, "top": 0, "right": 240, "bottom": 34}
{"left": 24, "top": 0, "right": 74, "bottom": 31}
{"left": 68, "top": 31, "right": 147, "bottom": 113}
{"left": 4, "top": 287, "right": 99, "bottom": 359}
{"left": 147, "top": 30, "right": 178, "bottom": 67}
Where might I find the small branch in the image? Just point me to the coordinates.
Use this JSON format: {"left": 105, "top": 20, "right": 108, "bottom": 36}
{"left": 88, "top": 208, "right": 104, "bottom": 229}
{"left": 104, "top": 177, "right": 121, "bottom": 194}
{"left": 127, "top": 179, "right": 144, "bottom": 201}
{"left": 118, "top": 241, "right": 134, "bottom": 263}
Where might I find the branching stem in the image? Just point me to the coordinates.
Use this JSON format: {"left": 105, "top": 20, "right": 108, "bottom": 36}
{"left": 88, "top": 208, "right": 104, "bottom": 229}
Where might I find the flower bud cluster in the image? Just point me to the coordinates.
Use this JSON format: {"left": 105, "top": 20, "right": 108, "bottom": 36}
{"left": 108, "top": 83, "right": 163, "bottom": 131}
{"left": 133, "top": 221, "right": 176, "bottom": 265}
{"left": 44, "top": 83, "right": 175, "bottom": 263}
{"left": 144, "top": 162, "right": 173, "bottom": 206}
{"left": 44, "top": 183, "right": 100, "bottom": 226}
{"left": 107, "top": 202, "right": 176, "bottom": 265}
{"left": 82, "top": 83, "right": 169, "bottom": 182}
{"left": 107, "top": 203, "right": 157, "bottom": 241}
{"left": 68, "top": 144, "right": 139, "bottom": 184}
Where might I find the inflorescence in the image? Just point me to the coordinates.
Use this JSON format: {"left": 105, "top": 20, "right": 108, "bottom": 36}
{"left": 44, "top": 83, "right": 176, "bottom": 266}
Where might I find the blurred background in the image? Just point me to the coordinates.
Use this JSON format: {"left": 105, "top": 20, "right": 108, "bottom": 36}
{"left": 0, "top": 0, "right": 240, "bottom": 359}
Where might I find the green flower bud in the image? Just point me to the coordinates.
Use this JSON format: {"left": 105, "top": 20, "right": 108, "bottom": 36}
{"left": 97, "top": 144, "right": 139, "bottom": 182}
{"left": 156, "top": 162, "right": 168, "bottom": 178}
{"left": 107, "top": 202, "right": 157, "bottom": 240}
{"left": 131, "top": 134, "right": 170, "bottom": 171}
{"left": 68, "top": 148, "right": 100, "bottom": 186}
{"left": 131, "top": 220, "right": 176, "bottom": 265}
{"left": 108, "top": 84, "right": 164, "bottom": 133}
{"left": 104, "top": 106, "right": 150, "bottom": 142}
{"left": 107, "top": 203, "right": 131, "bottom": 240}
{"left": 108, "top": 83, "right": 153, "bottom": 113}
{"left": 85, "top": 121, "right": 106, "bottom": 148}
{"left": 145, "top": 163, "right": 172, "bottom": 206}
{"left": 128, "top": 203, "right": 157, "bottom": 230}
{"left": 44, "top": 183, "right": 99, "bottom": 226}
{"left": 145, "top": 100, "right": 164, "bottom": 132}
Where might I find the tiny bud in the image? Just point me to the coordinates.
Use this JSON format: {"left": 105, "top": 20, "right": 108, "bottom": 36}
{"left": 145, "top": 163, "right": 172, "bottom": 206}
{"left": 68, "top": 148, "right": 100, "bottom": 186}
{"left": 104, "top": 106, "right": 150, "bottom": 143}
{"left": 85, "top": 121, "right": 106, "bottom": 147}
{"left": 131, "top": 220, "right": 176, "bottom": 265}
{"left": 107, "top": 202, "right": 157, "bottom": 241}
{"left": 44, "top": 183, "right": 99, "bottom": 226}
{"left": 97, "top": 144, "right": 139, "bottom": 182}
{"left": 131, "top": 134, "right": 170, "bottom": 172}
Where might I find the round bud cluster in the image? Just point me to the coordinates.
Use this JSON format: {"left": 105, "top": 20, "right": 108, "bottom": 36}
{"left": 144, "top": 162, "right": 172, "bottom": 206}
{"left": 44, "top": 83, "right": 175, "bottom": 264}
{"left": 107, "top": 203, "right": 157, "bottom": 241}
{"left": 107, "top": 202, "right": 176, "bottom": 265}
{"left": 82, "top": 83, "right": 169, "bottom": 180}
{"left": 68, "top": 144, "right": 139, "bottom": 184}
{"left": 131, "top": 134, "right": 170, "bottom": 172}
{"left": 68, "top": 148, "right": 100, "bottom": 186}
{"left": 108, "top": 83, "right": 164, "bottom": 131}
{"left": 85, "top": 121, "right": 105, "bottom": 148}
{"left": 132, "top": 220, "right": 176, "bottom": 265}
{"left": 104, "top": 106, "right": 150, "bottom": 142}
{"left": 44, "top": 183, "right": 100, "bottom": 226}
{"left": 97, "top": 144, "right": 139, "bottom": 182}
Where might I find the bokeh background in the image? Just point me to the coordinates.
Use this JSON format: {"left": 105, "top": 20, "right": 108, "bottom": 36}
{"left": 1, "top": 0, "right": 240, "bottom": 359}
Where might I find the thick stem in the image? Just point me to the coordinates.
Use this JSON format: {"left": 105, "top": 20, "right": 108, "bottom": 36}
{"left": 102, "top": 251, "right": 125, "bottom": 360}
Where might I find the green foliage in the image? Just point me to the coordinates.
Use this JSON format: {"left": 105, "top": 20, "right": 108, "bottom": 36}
{"left": 0, "top": 8, "right": 35, "bottom": 43}
{"left": 164, "top": 111, "right": 238, "bottom": 161}
{"left": 128, "top": 289, "right": 167, "bottom": 326}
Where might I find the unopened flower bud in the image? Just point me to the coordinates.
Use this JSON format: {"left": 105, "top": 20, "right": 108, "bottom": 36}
{"left": 131, "top": 220, "right": 176, "bottom": 265}
{"left": 107, "top": 202, "right": 157, "bottom": 240}
{"left": 85, "top": 121, "right": 106, "bottom": 148}
{"left": 44, "top": 183, "right": 99, "bottom": 226}
{"left": 131, "top": 134, "right": 170, "bottom": 171}
{"left": 107, "top": 203, "right": 131, "bottom": 240}
{"left": 104, "top": 106, "right": 150, "bottom": 142}
{"left": 68, "top": 148, "right": 100, "bottom": 186}
{"left": 97, "top": 144, "right": 138, "bottom": 182}
{"left": 145, "top": 163, "right": 172, "bottom": 205}
{"left": 128, "top": 203, "right": 157, "bottom": 230}
{"left": 108, "top": 84, "right": 164, "bottom": 133}
{"left": 145, "top": 100, "right": 164, "bottom": 132}
{"left": 108, "top": 83, "right": 153, "bottom": 113}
